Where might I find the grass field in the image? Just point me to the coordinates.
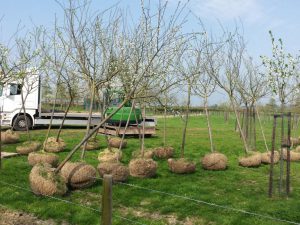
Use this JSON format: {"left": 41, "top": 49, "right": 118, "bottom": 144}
{"left": 1, "top": 114, "right": 300, "bottom": 225}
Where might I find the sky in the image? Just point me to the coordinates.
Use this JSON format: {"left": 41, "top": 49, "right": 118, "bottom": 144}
{"left": 1, "top": 0, "right": 299, "bottom": 106}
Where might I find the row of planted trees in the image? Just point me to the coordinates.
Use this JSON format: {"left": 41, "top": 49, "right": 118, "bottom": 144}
{"left": 1, "top": 0, "right": 300, "bottom": 196}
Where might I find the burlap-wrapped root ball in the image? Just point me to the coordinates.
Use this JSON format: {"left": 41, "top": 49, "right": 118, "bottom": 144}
{"left": 201, "top": 152, "right": 228, "bottom": 170}
{"left": 108, "top": 137, "right": 127, "bottom": 149}
{"left": 29, "top": 163, "right": 67, "bottom": 196}
{"left": 261, "top": 151, "right": 280, "bottom": 164}
{"left": 294, "top": 146, "right": 300, "bottom": 153}
{"left": 28, "top": 152, "right": 59, "bottom": 167}
{"left": 153, "top": 146, "right": 174, "bottom": 159}
{"left": 238, "top": 152, "right": 262, "bottom": 167}
{"left": 44, "top": 137, "right": 66, "bottom": 153}
{"left": 129, "top": 158, "right": 157, "bottom": 178}
{"left": 291, "top": 137, "right": 300, "bottom": 146}
{"left": 16, "top": 141, "right": 41, "bottom": 155}
{"left": 132, "top": 149, "right": 154, "bottom": 159}
{"left": 80, "top": 139, "right": 100, "bottom": 151}
{"left": 60, "top": 162, "right": 97, "bottom": 189}
{"left": 168, "top": 158, "right": 196, "bottom": 174}
{"left": 0, "top": 130, "right": 20, "bottom": 144}
{"left": 98, "top": 148, "right": 122, "bottom": 163}
{"left": 97, "top": 162, "right": 129, "bottom": 183}
{"left": 282, "top": 148, "right": 300, "bottom": 161}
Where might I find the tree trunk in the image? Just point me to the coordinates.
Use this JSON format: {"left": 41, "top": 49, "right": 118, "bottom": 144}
{"left": 180, "top": 80, "right": 191, "bottom": 158}
{"left": 21, "top": 89, "right": 31, "bottom": 141}
{"left": 163, "top": 93, "right": 167, "bottom": 147}
{"left": 119, "top": 100, "right": 135, "bottom": 152}
{"left": 230, "top": 97, "right": 249, "bottom": 154}
{"left": 56, "top": 97, "right": 73, "bottom": 141}
{"left": 141, "top": 105, "right": 146, "bottom": 158}
{"left": 204, "top": 95, "right": 214, "bottom": 153}
{"left": 81, "top": 83, "right": 95, "bottom": 160}
{"left": 279, "top": 102, "right": 285, "bottom": 194}
{"left": 255, "top": 105, "right": 269, "bottom": 152}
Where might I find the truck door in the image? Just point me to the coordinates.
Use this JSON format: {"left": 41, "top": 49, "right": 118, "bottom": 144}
{"left": 2, "top": 83, "right": 23, "bottom": 113}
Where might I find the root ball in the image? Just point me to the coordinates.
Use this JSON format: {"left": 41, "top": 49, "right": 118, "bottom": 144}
{"left": 129, "top": 158, "right": 157, "bottom": 178}
{"left": 201, "top": 152, "right": 227, "bottom": 170}
{"left": 97, "top": 162, "right": 129, "bottom": 183}
{"left": 168, "top": 158, "right": 196, "bottom": 174}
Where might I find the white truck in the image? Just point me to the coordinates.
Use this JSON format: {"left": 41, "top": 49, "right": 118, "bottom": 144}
{"left": 0, "top": 74, "right": 101, "bottom": 131}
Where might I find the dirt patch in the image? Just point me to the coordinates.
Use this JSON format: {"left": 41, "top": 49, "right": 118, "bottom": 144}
{"left": 118, "top": 206, "right": 215, "bottom": 225}
{"left": 0, "top": 205, "right": 65, "bottom": 225}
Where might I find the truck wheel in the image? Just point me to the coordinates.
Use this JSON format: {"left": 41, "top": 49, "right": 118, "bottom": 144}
{"left": 13, "top": 115, "right": 32, "bottom": 131}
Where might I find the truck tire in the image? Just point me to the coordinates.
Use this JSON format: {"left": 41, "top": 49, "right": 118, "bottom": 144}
{"left": 13, "top": 115, "right": 32, "bottom": 131}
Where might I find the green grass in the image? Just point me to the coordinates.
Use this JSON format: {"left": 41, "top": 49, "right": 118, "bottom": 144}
{"left": 1, "top": 114, "right": 300, "bottom": 225}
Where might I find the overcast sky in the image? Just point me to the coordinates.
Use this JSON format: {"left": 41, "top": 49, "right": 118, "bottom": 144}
{"left": 1, "top": 0, "right": 299, "bottom": 105}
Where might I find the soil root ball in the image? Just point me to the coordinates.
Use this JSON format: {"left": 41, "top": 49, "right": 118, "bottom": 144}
{"left": 129, "top": 158, "right": 157, "bottom": 178}
{"left": 238, "top": 152, "right": 262, "bottom": 167}
{"left": 60, "top": 162, "right": 97, "bottom": 189}
{"left": 28, "top": 152, "right": 59, "bottom": 167}
{"left": 261, "top": 151, "right": 280, "bottom": 164}
{"left": 97, "top": 162, "right": 129, "bottom": 183}
{"left": 132, "top": 149, "right": 154, "bottom": 159}
{"left": 294, "top": 146, "right": 300, "bottom": 153}
{"left": 168, "top": 158, "right": 196, "bottom": 174}
{"left": 16, "top": 141, "right": 41, "bottom": 155}
{"left": 282, "top": 148, "right": 300, "bottom": 161}
{"left": 1, "top": 130, "right": 20, "bottom": 144}
{"left": 44, "top": 137, "right": 66, "bottom": 153}
{"left": 153, "top": 146, "right": 174, "bottom": 159}
{"left": 98, "top": 148, "right": 122, "bottom": 163}
{"left": 29, "top": 163, "right": 67, "bottom": 196}
{"left": 108, "top": 137, "right": 127, "bottom": 149}
{"left": 291, "top": 137, "right": 300, "bottom": 146}
{"left": 201, "top": 152, "right": 228, "bottom": 170}
{"left": 80, "top": 139, "right": 100, "bottom": 151}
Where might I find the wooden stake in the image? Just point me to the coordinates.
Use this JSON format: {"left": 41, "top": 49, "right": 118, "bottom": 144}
{"left": 268, "top": 115, "right": 277, "bottom": 198}
{"left": 101, "top": 174, "right": 112, "bottom": 225}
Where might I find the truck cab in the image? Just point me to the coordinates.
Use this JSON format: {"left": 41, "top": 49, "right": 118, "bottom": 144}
{"left": 0, "top": 74, "right": 39, "bottom": 130}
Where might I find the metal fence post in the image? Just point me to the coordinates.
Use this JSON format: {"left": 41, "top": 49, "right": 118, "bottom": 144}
{"left": 101, "top": 174, "right": 112, "bottom": 225}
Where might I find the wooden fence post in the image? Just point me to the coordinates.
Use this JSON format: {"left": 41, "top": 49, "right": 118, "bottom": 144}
{"left": 101, "top": 174, "right": 112, "bottom": 225}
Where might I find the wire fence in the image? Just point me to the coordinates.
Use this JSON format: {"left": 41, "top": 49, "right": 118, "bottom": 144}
{"left": 1, "top": 173, "right": 300, "bottom": 225}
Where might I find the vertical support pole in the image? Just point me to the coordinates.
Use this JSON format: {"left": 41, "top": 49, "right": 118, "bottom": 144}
{"left": 279, "top": 114, "right": 284, "bottom": 195}
{"left": 101, "top": 174, "right": 112, "bottom": 225}
{"left": 269, "top": 115, "right": 277, "bottom": 198}
{"left": 286, "top": 112, "right": 291, "bottom": 196}
{"left": 0, "top": 105, "right": 2, "bottom": 169}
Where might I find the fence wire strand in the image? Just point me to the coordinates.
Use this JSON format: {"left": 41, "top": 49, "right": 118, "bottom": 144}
{"left": 91, "top": 176, "right": 300, "bottom": 225}
{"left": 0, "top": 180, "right": 146, "bottom": 225}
